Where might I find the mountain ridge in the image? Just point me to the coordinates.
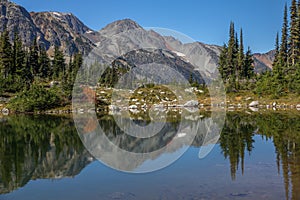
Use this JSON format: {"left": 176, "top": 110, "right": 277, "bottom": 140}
{"left": 0, "top": 0, "right": 274, "bottom": 72}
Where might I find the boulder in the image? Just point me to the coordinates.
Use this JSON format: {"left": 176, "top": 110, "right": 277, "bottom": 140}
{"left": 249, "top": 101, "right": 259, "bottom": 107}
{"left": 128, "top": 105, "right": 138, "bottom": 109}
{"left": 109, "top": 105, "right": 120, "bottom": 111}
{"left": 50, "top": 81, "right": 60, "bottom": 88}
{"left": 1, "top": 108, "right": 9, "bottom": 115}
{"left": 184, "top": 100, "right": 199, "bottom": 107}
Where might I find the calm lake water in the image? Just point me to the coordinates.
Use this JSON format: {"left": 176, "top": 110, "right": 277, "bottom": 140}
{"left": 0, "top": 111, "right": 299, "bottom": 200}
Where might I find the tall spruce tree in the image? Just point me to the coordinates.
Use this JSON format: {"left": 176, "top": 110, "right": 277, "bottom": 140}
{"left": 29, "top": 38, "right": 40, "bottom": 78}
{"left": 227, "top": 22, "right": 237, "bottom": 84}
{"left": 13, "top": 31, "right": 25, "bottom": 78}
{"left": 278, "top": 4, "right": 289, "bottom": 68}
{"left": 273, "top": 32, "right": 280, "bottom": 65}
{"left": 52, "top": 46, "right": 66, "bottom": 80}
{"left": 0, "top": 30, "right": 12, "bottom": 78}
{"left": 297, "top": 0, "right": 300, "bottom": 63}
{"left": 288, "top": 0, "right": 299, "bottom": 66}
{"left": 38, "top": 46, "right": 51, "bottom": 79}
{"left": 243, "top": 47, "right": 254, "bottom": 79}
{"left": 219, "top": 44, "right": 228, "bottom": 80}
{"left": 238, "top": 29, "right": 244, "bottom": 77}
{"left": 73, "top": 53, "right": 83, "bottom": 79}
{"left": 22, "top": 51, "right": 34, "bottom": 89}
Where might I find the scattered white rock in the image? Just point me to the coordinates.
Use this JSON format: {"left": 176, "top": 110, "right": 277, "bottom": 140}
{"left": 249, "top": 101, "right": 259, "bottom": 107}
{"left": 78, "top": 108, "right": 84, "bottom": 113}
{"left": 153, "top": 104, "right": 166, "bottom": 112}
{"left": 1, "top": 108, "right": 9, "bottom": 115}
{"left": 184, "top": 100, "right": 199, "bottom": 107}
{"left": 128, "top": 105, "right": 138, "bottom": 109}
{"left": 184, "top": 107, "right": 199, "bottom": 113}
{"left": 50, "top": 81, "right": 60, "bottom": 87}
{"left": 129, "top": 109, "right": 140, "bottom": 114}
{"left": 109, "top": 105, "right": 120, "bottom": 111}
{"left": 228, "top": 106, "right": 235, "bottom": 111}
{"left": 185, "top": 87, "right": 196, "bottom": 93}
{"left": 177, "top": 133, "right": 187, "bottom": 138}
{"left": 87, "top": 108, "right": 95, "bottom": 113}
{"left": 249, "top": 107, "right": 259, "bottom": 112}
{"left": 153, "top": 104, "right": 164, "bottom": 108}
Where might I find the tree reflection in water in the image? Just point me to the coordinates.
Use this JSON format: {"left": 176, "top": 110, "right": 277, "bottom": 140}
{"left": 0, "top": 115, "right": 92, "bottom": 194}
{"left": 0, "top": 111, "right": 299, "bottom": 199}
{"left": 219, "top": 111, "right": 300, "bottom": 200}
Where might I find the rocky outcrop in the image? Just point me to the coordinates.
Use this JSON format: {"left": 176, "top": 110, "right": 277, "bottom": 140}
{"left": 253, "top": 50, "right": 275, "bottom": 73}
{"left": 30, "top": 11, "right": 95, "bottom": 55}
{"left": 0, "top": 0, "right": 49, "bottom": 47}
{"left": 112, "top": 48, "right": 205, "bottom": 84}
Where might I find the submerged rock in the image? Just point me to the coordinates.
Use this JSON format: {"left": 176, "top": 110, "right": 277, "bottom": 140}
{"left": 184, "top": 100, "right": 199, "bottom": 107}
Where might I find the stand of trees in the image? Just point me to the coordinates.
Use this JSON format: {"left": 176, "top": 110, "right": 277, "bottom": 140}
{"left": 257, "top": 0, "right": 300, "bottom": 98}
{"left": 0, "top": 29, "right": 83, "bottom": 111}
{"left": 218, "top": 22, "right": 254, "bottom": 92}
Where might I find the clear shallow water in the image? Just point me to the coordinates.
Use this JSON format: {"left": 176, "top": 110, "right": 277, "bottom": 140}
{"left": 0, "top": 111, "right": 299, "bottom": 200}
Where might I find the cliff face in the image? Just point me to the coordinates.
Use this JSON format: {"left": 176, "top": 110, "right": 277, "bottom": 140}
{"left": 30, "top": 11, "right": 95, "bottom": 55}
{"left": 0, "top": 0, "right": 96, "bottom": 55}
{"left": 0, "top": 0, "right": 49, "bottom": 47}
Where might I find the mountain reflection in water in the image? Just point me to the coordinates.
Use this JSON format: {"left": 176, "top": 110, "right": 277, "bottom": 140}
{"left": 0, "top": 111, "right": 299, "bottom": 200}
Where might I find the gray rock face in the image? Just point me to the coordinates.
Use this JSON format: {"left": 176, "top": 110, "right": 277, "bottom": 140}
{"left": 253, "top": 50, "right": 275, "bottom": 73}
{"left": 99, "top": 18, "right": 143, "bottom": 36}
{"left": 0, "top": 0, "right": 95, "bottom": 55}
{"left": 0, "top": 0, "right": 49, "bottom": 47}
{"left": 112, "top": 49, "right": 205, "bottom": 84}
{"left": 30, "top": 11, "right": 95, "bottom": 55}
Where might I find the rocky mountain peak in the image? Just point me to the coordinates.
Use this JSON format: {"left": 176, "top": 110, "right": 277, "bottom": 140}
{"left": 253, "top": 49, "right": 275, "bottom": 73}
{"left": 30, "top": 11, "right": 95, "bottom": 55}
{"left": 99, "top": 18, "right": 143, "bottom": 36}
{"left": 35, "top": 11, "right": 92, "bottom": 35}
{"left": 0, "top": 0, "right": 49, "bottom": 47}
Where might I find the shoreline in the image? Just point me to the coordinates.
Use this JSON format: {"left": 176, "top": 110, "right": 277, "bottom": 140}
{"left": 1, "top": 103, "right": 300, "bottom": 116}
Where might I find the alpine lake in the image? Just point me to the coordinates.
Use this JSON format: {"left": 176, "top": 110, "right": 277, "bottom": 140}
{"left": 0, "top": 108, "right": 300, "bottom": 200}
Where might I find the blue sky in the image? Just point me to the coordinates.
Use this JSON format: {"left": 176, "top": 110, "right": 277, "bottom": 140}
{"left": 14, "top": 0, "right": 288, "bottom": 53}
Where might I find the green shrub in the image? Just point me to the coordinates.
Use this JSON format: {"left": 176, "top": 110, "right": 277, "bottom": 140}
{"left": 8, "top": 85, "right": 62, "bottom": 112}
